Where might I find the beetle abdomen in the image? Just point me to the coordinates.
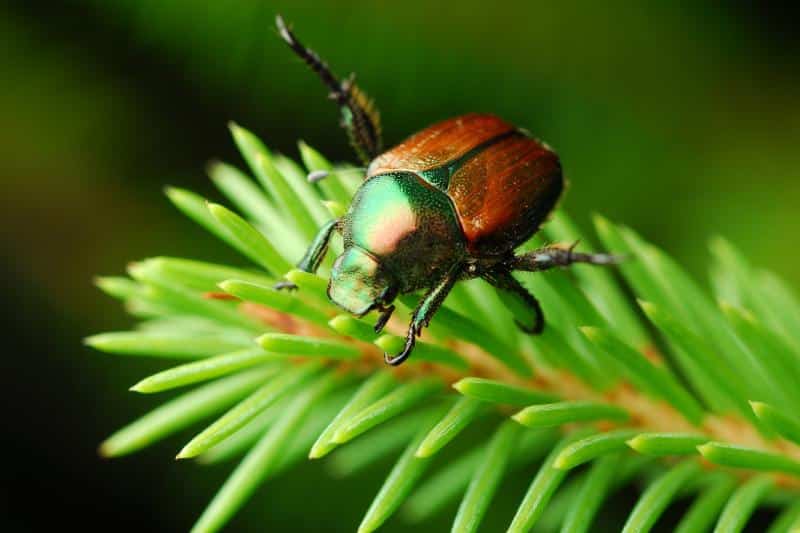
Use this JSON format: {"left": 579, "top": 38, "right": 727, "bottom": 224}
{"left": 447, "top": 133, "right": 562, "bottom": 256}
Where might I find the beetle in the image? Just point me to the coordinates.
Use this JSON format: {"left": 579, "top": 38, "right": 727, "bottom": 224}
{"left": 274, "top": 15, "right": 617, "bottom": 365}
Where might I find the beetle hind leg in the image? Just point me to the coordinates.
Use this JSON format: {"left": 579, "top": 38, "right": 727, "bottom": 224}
{"left": 482, "top": 269, "right": 544, "bottom": 335}
{"left": 275, "top": 15, "right": 383, "bottom": 164}
{"left": 510, "top": 241, "right": 621, "bottom": 272}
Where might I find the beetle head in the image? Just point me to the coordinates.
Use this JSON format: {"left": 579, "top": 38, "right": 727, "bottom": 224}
{"left": 328, "top": 246, "right": 397, "bottom": 317}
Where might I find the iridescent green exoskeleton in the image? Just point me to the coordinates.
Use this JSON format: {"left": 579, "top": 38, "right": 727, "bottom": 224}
{"left": 275, "top": 16, "right": 618, "bottom": 365}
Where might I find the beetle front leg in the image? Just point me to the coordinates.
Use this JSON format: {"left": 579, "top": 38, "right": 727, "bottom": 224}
{"left": 510, "top": 242, "right": 620, "bottom": 272}
{"left": 385, "top": 266, "right": 460, "bottom": 366}
{"left": 373, "top": 303, "right": 396, "bottom": 334}
{"left": 274, "top": 219, "right": 339, "bottom": 290}
{"left": 482, "top": 268, "right": 544, "bottom": 334}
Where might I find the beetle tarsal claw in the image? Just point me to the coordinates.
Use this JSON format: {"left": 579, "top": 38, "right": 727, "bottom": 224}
{"left": 514, "top": 318, "right": 544, "bottom": 335}
{"left": 384, "top": 331, "right": 416, "bottom": 366}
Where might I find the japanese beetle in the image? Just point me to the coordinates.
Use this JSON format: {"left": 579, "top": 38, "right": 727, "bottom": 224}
{"left": 275, "top": 15, "right": 617, "bottom": 365}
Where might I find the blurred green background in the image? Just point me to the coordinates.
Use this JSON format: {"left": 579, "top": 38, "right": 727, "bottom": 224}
{"left": 3, "top": 1, "right": 799, "bottom": 531}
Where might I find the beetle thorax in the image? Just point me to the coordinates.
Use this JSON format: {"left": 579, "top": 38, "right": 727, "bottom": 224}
{"left": 341, "top": 172, "right": 466, "bottom": 294}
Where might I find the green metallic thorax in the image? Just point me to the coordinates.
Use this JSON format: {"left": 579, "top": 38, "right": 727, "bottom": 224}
{"left": 339, "top": 171, "right": 464, "bottom": 295}
{"left": 345, "top": 171, "right": 465, "bottom": 290}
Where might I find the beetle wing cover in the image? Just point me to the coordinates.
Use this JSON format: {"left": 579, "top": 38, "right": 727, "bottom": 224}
{"left": 447, "top": 134, "right": 562, "bottom": 255}
{"left": 366, "top": 114, "right": 514, "bottom": 178}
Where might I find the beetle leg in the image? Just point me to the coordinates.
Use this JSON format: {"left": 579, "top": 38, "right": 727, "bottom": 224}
{"left": 274, "top": 219, "right": 339, "bottom": 290}
{"left": 273, "top": 280, "right": 299, "bottom": 291}
{"left": 510, "top": 242, "right": 621, "bottom": 272}
{"left": 482, "top": 269, "right": 544, "bottom": 334}
{"left": 385, "top": 266, "right": 461, "bottom": 365}
{"left": 374, "top": 304, "right": 395, "bottom": 334}
{"left": 276, "top": 15, "right": 383, "bottom": 164}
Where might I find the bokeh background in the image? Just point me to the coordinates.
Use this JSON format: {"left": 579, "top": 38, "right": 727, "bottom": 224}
{"left": 3, "top": 1, "right": 799, "bottom": 531}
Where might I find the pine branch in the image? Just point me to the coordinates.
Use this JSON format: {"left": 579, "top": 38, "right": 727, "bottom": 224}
{"left": 90, "top": 124, "right": 800, "bottom": 532}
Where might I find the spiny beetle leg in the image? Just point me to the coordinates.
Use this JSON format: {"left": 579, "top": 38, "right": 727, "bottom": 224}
{"left": 374, "top": 304, "right": 395, "bottom": 334}
{"left": 385, "top": 329, "right": 415, "bottom": 366}
{"left": 297, "top": 219, "right": 340, "bottom": 273}
{"left": 274, "top": 219, "right": 339, "bottom": 291}
{"left": 275, "top": 14, "right": 382, "bottom": 164}
{"left": 383, "top": 265, "right": 460, "bottom": 365}
{"left": 482, "top": 268, "right": 544, "bottom": 334}
{"left": 511, "top": 242, "right": 621, "bottom": 272}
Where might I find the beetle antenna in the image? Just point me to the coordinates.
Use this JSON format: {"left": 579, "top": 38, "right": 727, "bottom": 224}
{"left": 276, "top": 14, "right": 383, "bottom": 164}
